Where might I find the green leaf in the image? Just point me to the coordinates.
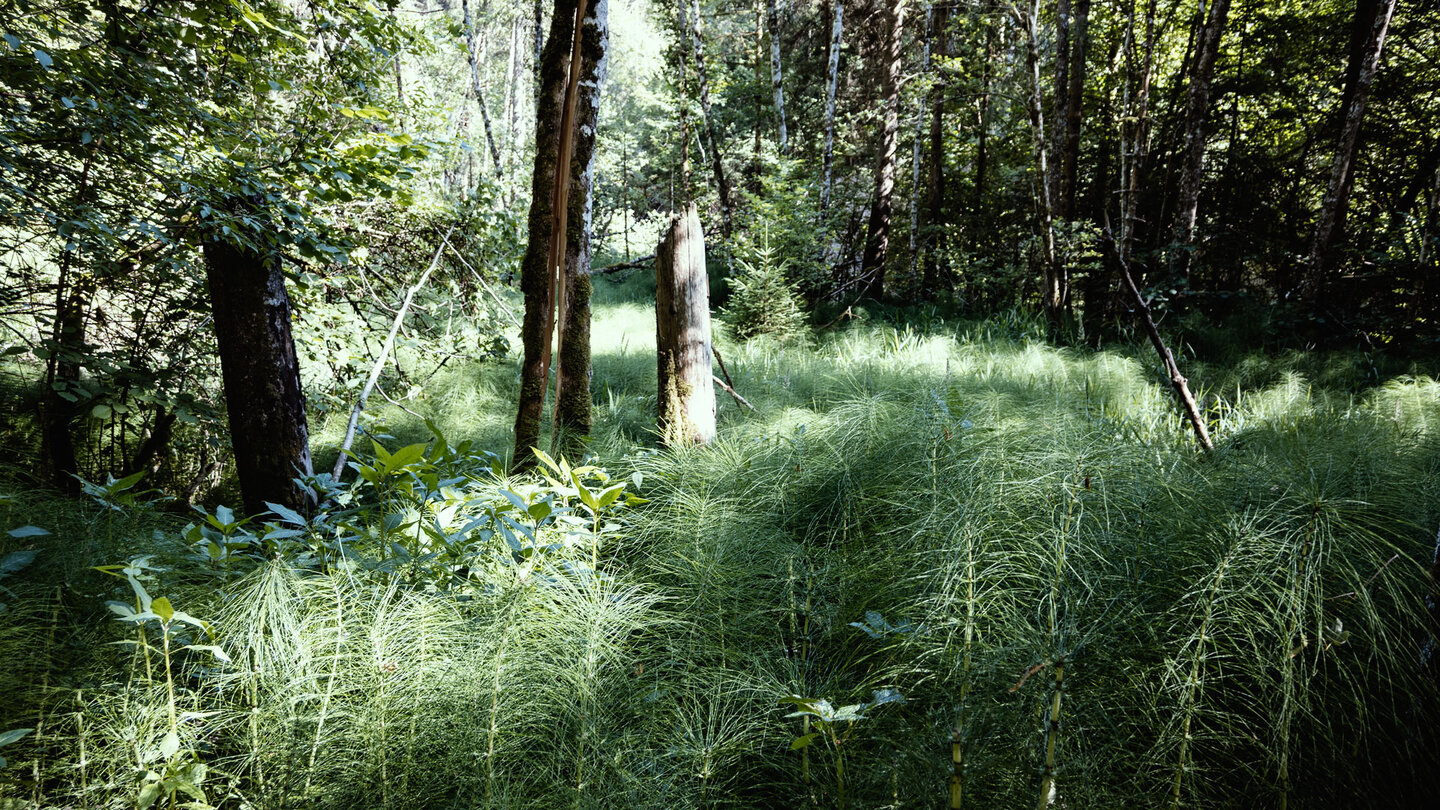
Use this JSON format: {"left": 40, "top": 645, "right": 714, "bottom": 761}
{"left": 0, "top": 550, "right": 37, "bottom": 577}
{"left": 159, "top": 730, "right": 180, "bottom": 759}
{"left": 33, "top": 49, "right": 52, "bottom": 69}
{"left": 790, "top": 732, "right": 820, "bottom": 750}
{"left": 264, "top": 501, "right": 306, "bottom": 526}
{"left": 91, "top": 403, "right": 112, "bottom": 419}
{"left": 151, "top": 596, "right": 175, "bottom": 624}
{"left": 137, "top": 781, "right": 162, "bottom": 810}
{"left": 0, "top": 728, "right": 32, "bottom": 747}
{"left": 8, "top": 525, "right": 50, "bottom": 538}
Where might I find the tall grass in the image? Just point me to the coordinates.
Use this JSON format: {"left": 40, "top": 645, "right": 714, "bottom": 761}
{"left": 2, "top": 291, "right": 1438, "bottom": 808}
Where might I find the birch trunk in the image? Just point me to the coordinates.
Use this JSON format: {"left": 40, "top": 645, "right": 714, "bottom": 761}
{"left": 859, "top": 0, "right": 908, "bottom": 301}
{"left": 656, "top": 203, "right": 716, "bottom": 446}
{"left": 687, "top": 0, "right": 735, "bottom": 234}
{"left": 553, "top": 0, "right": 609, "bottom": 461}
{"left": 767, "top": 0, "right": 788, "bottom": 153}
{"left": 819, "top": 0, "right": 843, "bottom": 212}
{"left": 463, "top": 0, "right": 503, "bottom": 174}
{"left": 1304, "top": 0, "right": 1397, "bottom": 297}
{"left": 1171, "top": 0, "right": 1233, "bottom": 268}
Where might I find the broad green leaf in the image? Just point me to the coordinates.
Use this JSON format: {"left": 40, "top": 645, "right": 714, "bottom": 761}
{"left": 159, "top": 730, "right": 180, "bottom": 759}
{"left": 0, "top": 728, "right": 32, "bottom": 746}
{"left": 264, "top": 501, "right": 306, "bottom": 526}
{"left": 33, "top": 49, "right": 52, "bottom": 69}
{"left": 151, "top": 596, "right": 175, "bottom": 624}
{"left": 790, "top": 732, "right": 821, "bottom": 750}
{"left": 7, "top": 525, "right": 50, "bottom": 538}
{"left": 137, "top": 781, "right": 162, "bottom": 810}
{"left": 0, "top": 550, "right": 38, "bottom": 576}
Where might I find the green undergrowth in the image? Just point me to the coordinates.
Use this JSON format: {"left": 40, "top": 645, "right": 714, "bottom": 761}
{"left": 3, "top": 287, "right": 1440, "bottom": 808}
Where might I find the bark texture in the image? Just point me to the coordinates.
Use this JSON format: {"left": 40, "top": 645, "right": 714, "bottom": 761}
{"left": 859, "top": 0, "right": 907, "bottom": 300}
{"left": 203, "top": 226, "right": 314, "bottom": 515}
{"left": 656, "top": 203, "right": 716, "bottom": 446}
{"left": 553, "top": 0, "right": 609, "bottom": 462}
{"left": 513, "top": 0, "right": 579, "bottom": 471}
{"left": 1305, "top": 0, "right": 1397, "bottom": 296}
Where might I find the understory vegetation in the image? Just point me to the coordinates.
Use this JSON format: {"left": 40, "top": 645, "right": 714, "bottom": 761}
{"left": 3, "top": 277, "right": 1438, "bottom": 808}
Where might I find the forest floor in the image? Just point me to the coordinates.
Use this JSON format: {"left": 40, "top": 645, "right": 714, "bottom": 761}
{"left": 3, "top": 273, "right": 1440, "bottom": 808}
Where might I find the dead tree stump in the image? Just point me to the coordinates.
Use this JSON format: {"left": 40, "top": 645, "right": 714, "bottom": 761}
{"left": 656, "top": 203, "right": 716, "bottom": 446}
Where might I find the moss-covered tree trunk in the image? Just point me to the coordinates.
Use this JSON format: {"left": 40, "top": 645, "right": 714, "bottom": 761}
{"left": 203, "top": 223, "right": 313, "bottom": 515}
{"left": 552, "top": 0, "right": 609, "bottom": 462}
{"left": 656, "top": 203, "right": 715, "bottom": 446}
{"left": 513, "top": 0, "right": 579, "bottom": 472}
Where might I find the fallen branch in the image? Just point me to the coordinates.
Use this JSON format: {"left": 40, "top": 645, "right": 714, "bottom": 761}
{"left": 589, "top": 254, "right": 655, "bottom": 275}
{"left": 712, "top": 375, "right": 755, "bottom": 412}
{"left": 1100, "top": 222, "right": 1215, "bottom": 452}
{"left": 331, "top": 225, "right": 455, "bottom": 482}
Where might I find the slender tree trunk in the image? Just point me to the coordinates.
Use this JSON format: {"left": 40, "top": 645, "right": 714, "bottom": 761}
{"left": 656, "top": 203, "right": 716, "bottom": 446}
{"left": 1304, "top": 0, "right": 1397, "bottom": 298}
{"left": 463, "top": 0, "right": 504, "bottom": 174}
{"left": 677, "top": 0, "right": 693, "bottom": 194}
{"left": 502, "top": 15, "right": 522, "bottom": 176}
{"left": 1051, "top": 0, "right": 1072, "bottom": 213}
{"left": 767, "top": 0, "right": 788, "bottom": 153}
{"left": 553, "top": 0, "right": 609, "bottom": 461}
{"left": 1120, "top": 0, "right": 1157, "bottom": 267}
{"left": 203, "top": 218, "right": 314, "bottom": 515}
{"left": 1170, "top": 0, "right": 1233, "bottom": 270}
{"left": 922, "top": 2, "right": 949, "bottom": 297}
{"left": 687, "top": 0, "right": 735, "bottom": 235}
{"left": 1061, "top": 0, "right": 1091, "bottom": 218}
{"left": 820, "top": 0, "right": 844, "bottom": 212}
{"left": 909, "top": 2, "right": 935, "bottom": 297}
{"left": 973, "top": 15, "right": 995, "bottom": 230}
{"left": 1014, "top": 0, "right": 1064, "bottom": 322}
{"left": 513, "top": 0, "right": 581, "bottom": 471}
{"left": 859, "top": 0, "right": 908, "bottom": 301}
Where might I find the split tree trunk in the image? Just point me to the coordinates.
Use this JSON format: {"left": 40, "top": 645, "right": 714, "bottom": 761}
{"left": 1305, "top": 0, "right": 1397, "bottom": 298}
{"left": 1170, "top": 0, "right": 1233, "bottom": 270}
{"left": 513, "top": 0, "right": 580, "bottom": 472}
{"left": 203, "top": 220, "right": 314, "bottom": 515}
{"left": 859, "top": 0, "right": 908, "bottom": 301}
{"left": 687, "top": 0, "right": 735, "bottom": 235}
{"left": 552, "top": 0, "right": 609, "bottom": 462}
{"left": 767, "top": 0, "right": 788, "bottom": 153}
{"left": 819, "top": 0, "right": 843, "bottom": 212}
{"left": 656, "top": 203, "right": 716, "bottom": 446}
